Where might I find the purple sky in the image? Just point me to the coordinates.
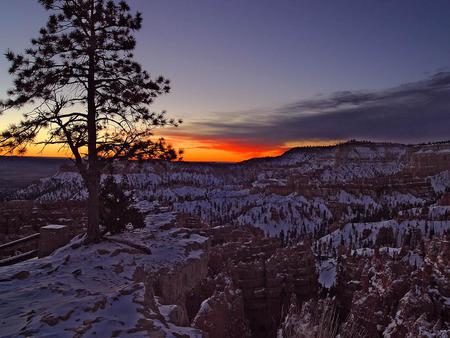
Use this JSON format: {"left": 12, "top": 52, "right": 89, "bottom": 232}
{"left": 1, "top": 0, "right": 450, "bottom": 159}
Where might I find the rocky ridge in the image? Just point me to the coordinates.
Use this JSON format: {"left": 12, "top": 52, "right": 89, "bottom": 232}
{"left": 1, "top": 140, "right": 450, "bottom": 337}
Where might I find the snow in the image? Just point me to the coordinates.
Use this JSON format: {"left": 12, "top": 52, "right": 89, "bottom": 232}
{"left": 318, "top": 219, "right": 450, "bottom": 253}
{"left": 429, "top": 170, "right": 450, "bottom": 193}
{"left": 42, "top": 224, "right": 67, "bottom": 230}
{"left": 2, "top": 141, "right": 450, "bottom": 336}
{"left": 0, "top": 211, "right": 208, "bottom": 337}
{"left": 318, "top": 258, "right": 336, "bottom": 288}
{"left": 14, "top": 142, "right": 448, "bottom": 250}
{"left": 406, "top": 252, "right": 424, "bottom": 268}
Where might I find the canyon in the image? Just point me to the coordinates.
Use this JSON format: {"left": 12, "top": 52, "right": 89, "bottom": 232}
{"left": 0, "top": 140, "right": 449, "bottom": 337}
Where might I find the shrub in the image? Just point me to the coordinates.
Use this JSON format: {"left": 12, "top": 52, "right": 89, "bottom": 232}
{"left": 99, "top": 176, "right": 144, "bottom": 234}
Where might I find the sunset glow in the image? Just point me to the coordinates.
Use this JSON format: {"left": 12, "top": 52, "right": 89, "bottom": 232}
{"left": 22, "top": 136, "right": 344, "bottom": 162}
{"left": 2, "top": 1, "right": 450, "bottom": 161}
{"left": 163, "top": 135, "right": 288, "bottom": 162}
{"left": 1, "top": 2, "right": 450, "bottom": 337}
{"left": 23, "top": 136, "right": 288, "bottom": 162}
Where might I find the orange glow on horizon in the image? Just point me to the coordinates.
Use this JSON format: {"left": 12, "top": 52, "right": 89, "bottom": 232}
{"left": 18, "top": 136, "right": 340, "bottom": 162}
{"left": 164, "top": 135, "right": 288, "bottom": 162}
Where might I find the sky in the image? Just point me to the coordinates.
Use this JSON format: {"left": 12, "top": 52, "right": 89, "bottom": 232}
{"left": 1, "top": 0, "right": 450, "bottom": 161}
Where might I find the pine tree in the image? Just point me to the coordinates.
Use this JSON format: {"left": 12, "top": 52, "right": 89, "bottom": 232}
{"left": 99, "top": 175, "right": 144, "bottom": 234}
{"left": 279, "top": 229, "right": 285, "bottom": 247}
{"left": 0, "top": 0, "right": 181, "bottom": 242}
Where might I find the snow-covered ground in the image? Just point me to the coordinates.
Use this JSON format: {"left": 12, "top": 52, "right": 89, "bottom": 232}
{"left": 317, "top": 258, "right": 337, "bottom": 288}
{"left": 318, "top": 219, "right": 450, "bottom": 252}
{"left": 10, "top": 141, "right": 450, "bottom": 254}
{"left": 0, "top": 211, "right": 208, "bottom": 338}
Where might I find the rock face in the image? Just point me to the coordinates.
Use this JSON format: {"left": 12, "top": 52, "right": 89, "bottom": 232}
{"left": 13, "top": 142, "right": 450, "bottom": 241}
{"left": 3, "top": 206, "right": 448, "bottom": 337}
{"left": 0, "top": 210, "right": 320, "bottom": 338}
{"left": 2, "top": 141, "right": 450, "bottom": 337}
{"left": 439, "top": 192, "right": 450, "bottom": 206}
{"left": 333, "top": 236, "right": 450, "bottom": 337}
{"left": 278, "top": 238, "right": 450, "bottom": 338}
{"left": 201, "top": 226, "right": 318, "bottom": 338}
{"left": 154, "top": 253, "right": 209, "bottom": 309}
{"left": 192, "top": 281, "right": 250, "bottom": 338}
{"left": 409, "top": 144, "right": 450, "bottom": 176}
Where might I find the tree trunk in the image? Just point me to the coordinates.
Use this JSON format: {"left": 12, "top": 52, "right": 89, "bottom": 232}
{"left": 86, "top": 0, "right": 100, "bottom": 243}
{"left": 87, "top": 174, "right": 100, "bottom": 242}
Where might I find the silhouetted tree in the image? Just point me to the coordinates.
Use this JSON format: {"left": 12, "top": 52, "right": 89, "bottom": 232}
{"left": 0, "top": 0, "right": 181, "bottom": 242}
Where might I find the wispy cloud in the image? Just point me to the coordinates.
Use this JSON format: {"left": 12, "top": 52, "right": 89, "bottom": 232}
{"left": 174, "top": 72, "right": 450, "bottom": 147}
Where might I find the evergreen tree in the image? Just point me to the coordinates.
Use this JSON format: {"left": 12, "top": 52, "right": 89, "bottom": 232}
{"left": 100, "top": 175, "right": 144, "bottom": 234}
{"left": 279, "top": 229, "right": 285, "bottom": 247}
{"left": 0, "top": 0, "right": 181, "bottom": 242}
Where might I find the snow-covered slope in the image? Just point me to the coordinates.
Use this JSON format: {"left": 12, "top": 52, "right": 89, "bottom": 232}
{"left": 12, "top": 141, "right": 450, "bottom": 242}
{"left": 2, "top": 141, "right": 450, "bottom": 338}
{"left": 0, "top": 210, "right": 208, "bottom": 338}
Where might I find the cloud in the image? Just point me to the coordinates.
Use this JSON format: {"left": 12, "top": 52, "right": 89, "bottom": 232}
{"left": 174, "top": 72, "right": 450, "bottom": 146}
